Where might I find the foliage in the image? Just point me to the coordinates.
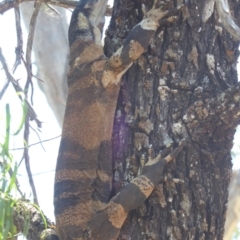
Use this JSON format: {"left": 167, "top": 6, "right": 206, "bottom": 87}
{"left": 0, "top": 103, "right": 18, "bottom": 239}
{"left": 0, "top": 103, "right": 46, "bottom": 239}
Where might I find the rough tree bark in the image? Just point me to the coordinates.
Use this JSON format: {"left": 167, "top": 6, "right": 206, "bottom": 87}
{"left": 103, "top": 0, "right": 240, "bottom": 239}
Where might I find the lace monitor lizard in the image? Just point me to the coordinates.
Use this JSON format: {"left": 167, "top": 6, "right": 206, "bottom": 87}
{"left": 54, "top": 1, "right": 185, "bottom": 239}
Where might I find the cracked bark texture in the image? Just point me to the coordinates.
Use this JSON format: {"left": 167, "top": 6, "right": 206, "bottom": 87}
{"left": 104, "top": 0, "right": 240, "bottom": 239}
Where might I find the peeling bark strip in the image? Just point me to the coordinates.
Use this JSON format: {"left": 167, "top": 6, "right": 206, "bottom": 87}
{"left": 54, "top": 1, "right": 184, "bottom": 239}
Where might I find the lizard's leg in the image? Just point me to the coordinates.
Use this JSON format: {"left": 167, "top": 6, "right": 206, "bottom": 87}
{"left": 84, "top": 140, "right": 186, "bottom": 240}
{"left": 102, "top": 5, "right": 183, "bottom": 87}
{"left": 148, "top": 144, "right": 184, "bottom": 184}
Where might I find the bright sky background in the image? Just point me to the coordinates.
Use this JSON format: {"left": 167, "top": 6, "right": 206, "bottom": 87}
{"left": 0, "top": 1, "right": 240, "bottom": 238}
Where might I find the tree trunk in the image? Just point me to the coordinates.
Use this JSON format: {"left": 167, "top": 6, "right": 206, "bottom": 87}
{"left": 104, "top": 0, "right": 240, "bottom": 239}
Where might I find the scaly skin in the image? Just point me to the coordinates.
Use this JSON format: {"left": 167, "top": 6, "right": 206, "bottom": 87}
{"left": 54, "top": 1, "right": 183, "bottom": 239}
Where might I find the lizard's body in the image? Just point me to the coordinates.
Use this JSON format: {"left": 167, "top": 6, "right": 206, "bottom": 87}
{"left": 54, "top": 1, "right": 184, "bottom": 239}
{"left": 55, "top": 40, "right": 120, "bottom": 238}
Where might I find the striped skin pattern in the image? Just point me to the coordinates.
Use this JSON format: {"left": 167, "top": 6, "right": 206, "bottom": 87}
{"left": 54, "top": 1, "right": 184, "bottom": 239}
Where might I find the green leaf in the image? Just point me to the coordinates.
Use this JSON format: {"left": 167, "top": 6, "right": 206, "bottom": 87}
{"left": 32, "top": 203, "right": 47, "bottom": 229}
{"left": 2, "top": 104, "right": 11, "bottom": 158}
{"left": 6, "top": 164, "right": 17, "bottom": 194}
{"left": 14, "top": 100, "right": 27, "bottom": 136}
{"left": 22, "top": 204, "right": 30, "bottom": 238}
{"left": 0, "top": 195, "right": 4, "bottom": 228}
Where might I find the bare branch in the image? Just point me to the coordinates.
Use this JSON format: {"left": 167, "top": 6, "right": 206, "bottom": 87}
{"left": 0, "top": 48, "right": 42, "bottom": 128}
{"left": 0, "top": 47, "right": 23, "bottom": 93}
{"left": 13, "top": 5, "right": 23, "bottom": 72}
{"left": 23, "top": 117, "right": 39, "bottom": 206}
{"left": 0, "top": 0, "right": 16, "bottom": 14}
{"left": 0, "top": 47, "right": 41, "bottom": 205}
{"left": 22, "top": 3, "right": 43, "bottom": 205}
{"left": 0, "top": 80, "right": 10, "bottom": 99}
{"left": 24, "top": 1, "right": 41, "bottom": 103}
{"left": 216, "top": 0, "right": 240, "bottom": 40}
{"left": 0, "top": 0, "right": 110, "bottom": 15}
{"left": 0, "top": 0, "right": 77, "bottom": 15}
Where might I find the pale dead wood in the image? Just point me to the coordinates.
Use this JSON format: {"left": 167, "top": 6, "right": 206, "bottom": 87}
{"left": 216, "top": 0, "right": 240, "bottom": 40}
{"left": 224, "top": 170, "right": 240, "bottom": 240}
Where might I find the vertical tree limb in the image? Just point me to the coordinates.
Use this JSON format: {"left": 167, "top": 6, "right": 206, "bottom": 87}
{"left": 13, "top": 5, "right": 23, "bottom": 72}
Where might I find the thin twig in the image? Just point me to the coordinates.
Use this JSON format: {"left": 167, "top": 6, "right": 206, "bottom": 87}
{"left": 0, "top": 48, "right": 23, "bottom": 93}
{"left": 22, "top": 2, "right": 42, "bottom": 207}
{"left": 13, "top": 5, "right": 23, "bottom": 72}
{"left": 18, "top": 154, "right": 24, "bottom": 167}
{"left": 1, "top": 47, "right": 40, "bottom": 205}
{"left": 20, "top": 57, "right": 45, "bottom": 83}
{"left": 0, "top": 0, "right": 76, "bottom": 14}
{"left": 29, "top": 124, "right": 46, "bottom": 152}
{"left": 25, "top": 1, "right": 41, "bottom": 104}
{"left": 11, "top": 135, "right": 61, "bottom": 150}
{"left": 0, "top": 80, "right": 10, "bottom": 99}
{"left": 23, "top": 116, "right": 39, "bottom": 206}
{"left": 21, "top": 59, "right": 35, "bottom": 104}
{"left": 21, "top": 57, "right": 45, "bottom": 82}
{"left": 0, "top": 48, "right": 42, "bottom": 128}
{"left": 45, "top": 3, "right": 61, "bottom": 17}
{"left": 32, "top": 73, "right": 44, "bottom": 82}
{"left": 17, "top": 169, "right": 55, "bottom": 177}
